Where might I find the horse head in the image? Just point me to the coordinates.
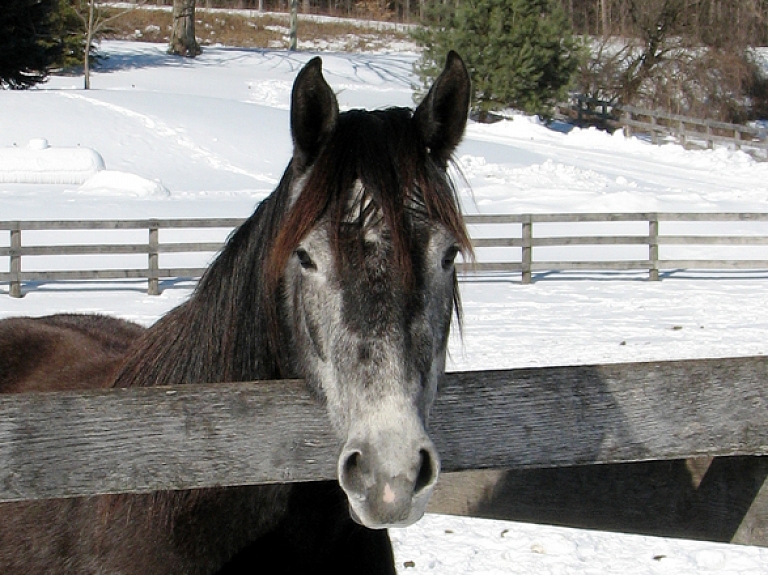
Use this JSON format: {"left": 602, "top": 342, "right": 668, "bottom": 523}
{"left": 269, "top": 53, "right": 471, "bottom": 529}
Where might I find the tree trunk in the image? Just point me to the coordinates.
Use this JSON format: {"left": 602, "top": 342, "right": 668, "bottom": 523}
{"left": 84, "top": 0, "right": 95, "bottom": 90}
{"left": 169, "top": 0, "right": 201, "bottom": 57}
{"left": 289, "top": 0, "right": 298, "bottom": 50}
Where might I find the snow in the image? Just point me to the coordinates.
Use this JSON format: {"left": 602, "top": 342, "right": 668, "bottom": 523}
{"left": 390, "top": 514, "right": 768, "bottom": 574}
{"left": 1, "top": 41, "right": 767, "bottom": 573}
{"left": 0, "top": 139, "right": 105, "bottom": 184}
{"left": 76, "top": 170, "right": 170, "bottom": 197}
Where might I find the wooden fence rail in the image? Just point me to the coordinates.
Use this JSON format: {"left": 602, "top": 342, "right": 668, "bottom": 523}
{"left": 621, "top": 105, "right": 768, "bottom": 155}
{"left": 0, "top": 218, "right": 242, "bottom": 297}
{"left": 2, "top": 213, "right": 768, "bottom": 296}
{"left": 463, "top": 212, "right": 768, "bottom": 284}
{"left": 0, "top": 356, "right": 766, "bottom": 544}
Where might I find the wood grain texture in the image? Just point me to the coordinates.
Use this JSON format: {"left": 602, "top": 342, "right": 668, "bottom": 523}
{"left": 431, "top": 357, "right": 768, "bottom": 472}
{"left": 0, "top": 380, "right": 340, "bottom": 502}
{"left": 0, "top": 356, "right": 766, "bottom": 503}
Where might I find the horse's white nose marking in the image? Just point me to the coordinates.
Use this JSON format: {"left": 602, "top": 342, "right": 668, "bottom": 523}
{"left": 383, "top": 482, "right": 396, "bottom": 504}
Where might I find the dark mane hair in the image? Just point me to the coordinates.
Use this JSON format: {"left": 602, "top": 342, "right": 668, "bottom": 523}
{"left": 111, "top": 172, "right": 294, "bottom": 388}
{"left": 113, "top": 106, "right": 471, "bottom": 391}
{"left": 267, "top": 107, "right": 472, "bottom": 292}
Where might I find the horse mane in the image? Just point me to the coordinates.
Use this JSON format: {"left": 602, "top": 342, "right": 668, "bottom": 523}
{"left": 112, "top": 106, "right": 471, "bottom": 392}
{"left": 111, "top": 169, "right": 295, "bottom": 390}
{"left": 103, "top": 173, "right": 296, "bottom": 535}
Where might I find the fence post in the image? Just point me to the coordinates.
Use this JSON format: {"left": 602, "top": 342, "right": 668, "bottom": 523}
{"left": 148, "top": 224, "right": 159, "bottom": 296}
{"left": 9, "top": 227, "right": 22, "bottom": 298}
{"left": 622, "top": 110, "right": 633, "bottom": 138}
{"left": 575, "top": 96, "right": 582, "bottom": 125}
{"left": 648, "top": 214, "right": 659, "bottom": 281}
{"left": 522, "top": 215, "right": 532, "bottom": 285}
{"left": 650, "top": 116, "right": 658, "bottom": 145}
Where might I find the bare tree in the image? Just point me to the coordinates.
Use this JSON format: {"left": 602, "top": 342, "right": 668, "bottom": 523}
{"left": 169, "top": 0, "right": 201, "bottom": 57}
{"left": 618, "top": 0, "right": 688, "bottom": 104}
{"left": 577, "top": 0, "right": 690, "bottom": 105}
{"left": 577, "top": 0, "right": 768, "bottom": 121}
{"left": 560, "top": 0, "right": 768, "bottom": 44}
{"left": 72, "top": 0, "right": 148, "bottom": 89}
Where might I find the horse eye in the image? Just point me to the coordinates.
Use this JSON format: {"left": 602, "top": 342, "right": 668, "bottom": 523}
{"left": 441, "top": 246, "right": 460, "bottom": 270}
{"left": 295, "top": 248, "right": 317, "bottom": 271}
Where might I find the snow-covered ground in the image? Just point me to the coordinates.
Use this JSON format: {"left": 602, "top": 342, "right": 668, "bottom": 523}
{"left": 1, "top": 42, "right": 768, "bottom": 573}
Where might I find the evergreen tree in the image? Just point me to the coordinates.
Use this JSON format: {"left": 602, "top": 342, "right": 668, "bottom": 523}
{"left": 55, "top": 1, "right": 92, "bottom": 73}
{"left": 414, "top": 0, "right": 583, "bottom": 119}
{"left": 0, "top": 0, "right": 63, "bottom": 89}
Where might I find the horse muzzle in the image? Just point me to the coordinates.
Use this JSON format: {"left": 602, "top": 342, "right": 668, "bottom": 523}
{"left": 337, "top": 435, "right": 440, "bottom": 529}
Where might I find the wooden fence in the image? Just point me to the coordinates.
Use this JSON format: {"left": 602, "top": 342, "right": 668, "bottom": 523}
{"left": 464, "top": 212, "right": 768, "bottom": 283}
{"left": 569, "top": 94, "right": 616, "bottom": 128}
{"left": 565, "top": 96, "right": 768, "bottom": 157}
{"left": 621, "top": 105, "right": 768, "bottom": 155}
{"left": 0, "top": 356, "right": 766, "bottom": 545}
{"left": 0, "top": 218, "right": 242, "bottom": 297}
{"left": 2, "top": 213, "right": 768, "bottom": 296}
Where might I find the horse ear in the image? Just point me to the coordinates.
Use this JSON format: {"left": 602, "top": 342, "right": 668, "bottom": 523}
{"left": 290, "top": 57, "right": 339, "bottom": 171}
{"left": 413, "top": 51, "right": 471, "bottom": 164}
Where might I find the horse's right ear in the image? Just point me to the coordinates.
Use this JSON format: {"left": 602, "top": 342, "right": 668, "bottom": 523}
{"left": 290, "top": 57, "right": 339, "bottom": 171}
{"left": 413, "top": 51, "right": 471, "bottom": 165}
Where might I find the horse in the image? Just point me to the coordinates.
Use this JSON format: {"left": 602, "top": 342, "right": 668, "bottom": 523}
{"left": 0, "top": 51, "right": 471, "bottom": 574}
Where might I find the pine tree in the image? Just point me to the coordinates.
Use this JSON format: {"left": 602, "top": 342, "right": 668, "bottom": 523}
{"left": 0, "top": 0, "right": 63, "bottom": 89}
{"left": 51, "top": 1, "right": 87, "bottom": 72}
{"left": 414, "top": 0, "right": 583, "bottom": 120}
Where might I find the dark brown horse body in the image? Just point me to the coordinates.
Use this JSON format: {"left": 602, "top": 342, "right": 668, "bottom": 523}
{"left": 0, "top": 53, "right": 471, "bottom": 574}
{"left": 0, "top": 314, "right": 142, "bottom": 392}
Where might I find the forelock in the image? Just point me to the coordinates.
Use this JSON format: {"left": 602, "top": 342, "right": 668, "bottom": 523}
{"left": 267, "top": 107, "right": 472, "bottom": 290}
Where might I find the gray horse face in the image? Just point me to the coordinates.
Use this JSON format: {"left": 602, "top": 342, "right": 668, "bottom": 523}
{"left": 279, "top": 52, "right": 470, "bottom": 529}
{"left": 283, "top": 215, "right": 459, "bottom": 527}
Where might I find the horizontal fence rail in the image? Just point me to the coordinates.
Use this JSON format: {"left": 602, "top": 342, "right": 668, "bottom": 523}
{"left": 2, "top": 213, "right": 768, "bottom": 295}
{"left": 620, "top": 105, "right": 768, "bottom": 154}
{"left": 0, "top": 218, "right": 243, "bottom": 297}
{"left": 563, "top": 96, "right": 767, "bottom": 157}
{"left": 463, "top": 212, "right": 768, "bottom": 283}
{"left": 0, "top": 356, "right": 765, "bottom": 503}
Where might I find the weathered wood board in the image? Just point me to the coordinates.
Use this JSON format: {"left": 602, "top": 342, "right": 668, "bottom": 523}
{"left": 0, "top": 356, "right": 765, "bottom": 503}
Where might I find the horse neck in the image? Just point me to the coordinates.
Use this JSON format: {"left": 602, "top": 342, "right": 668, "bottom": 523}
{"left": 113, "top": 186, "right": 294, "bottom": 389}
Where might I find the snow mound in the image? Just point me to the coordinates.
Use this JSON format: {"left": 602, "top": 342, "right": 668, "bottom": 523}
{"left": 0, "top": 139, "right": 105, "bottom": 184}
{"left": 75, "top": 170, "right": 170, "bottom": 197}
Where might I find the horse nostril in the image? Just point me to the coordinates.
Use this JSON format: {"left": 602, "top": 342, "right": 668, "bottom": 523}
{"left": 341, "top": 450, "right": 365, "bottom": 495}
{"left": 414, "top": 448, "right": 437, "bottom": 494}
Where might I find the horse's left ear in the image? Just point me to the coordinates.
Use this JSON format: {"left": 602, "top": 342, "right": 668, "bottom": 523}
{"left": 291, "top": 57, "right": 339, "bottom": 171}
{"left": 413, "top": 51, "right": 471, "bottom": 164}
